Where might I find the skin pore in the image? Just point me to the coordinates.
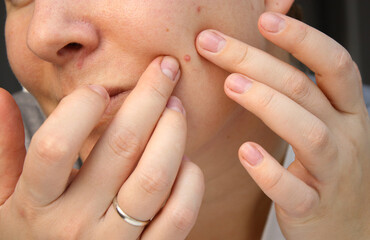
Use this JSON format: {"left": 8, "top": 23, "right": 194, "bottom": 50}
{"left": 4, "top": 0, "right": 289, "bottom": 238}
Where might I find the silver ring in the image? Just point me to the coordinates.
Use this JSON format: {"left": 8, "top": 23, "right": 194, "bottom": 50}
{"left": 112, "top": 196, "right": 151, "bottom": 227}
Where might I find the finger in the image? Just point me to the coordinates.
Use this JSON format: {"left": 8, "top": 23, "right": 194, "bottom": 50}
{"left": 98, "top": 97, "right": 187, "bottom": 239}
{"left": 195, "top": 29, "right": 337, "bottom": 122}
{"left": 224, "top": 74, "right": 338, "bottom": 181}
{"left": 18, "top": 85, "right": 109, "bottom": 206}
{"left": 258, "top": 12, "right": 364, "bottom": 114}
{"left": 141, "top": 159, "right": 205, "bottom": 240}
{"left": 68, "top": 57, "right": 181, "bottom": 212}
{"left": 239, "top": 142, "right": 319, "bottom": 218}
{"left": 0, "top": 89, "right": 26, "bottom": 205}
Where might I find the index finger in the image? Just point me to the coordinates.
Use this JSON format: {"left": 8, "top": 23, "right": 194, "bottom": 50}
{"left": 258, "top": 12, "right": 364, "bottom": 114}
{"left": 18, "top": 85, "right": 109, "bottom": 206}
{"left": 195, "top": 29, "right": 336, "bottom": 122}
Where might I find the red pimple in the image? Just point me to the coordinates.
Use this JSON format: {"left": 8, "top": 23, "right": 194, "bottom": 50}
{"left": 197, "top": 6, "right": 202, "bottom": 13}
{"left": 184, "top": 55, "right": 191, "bottom": 62}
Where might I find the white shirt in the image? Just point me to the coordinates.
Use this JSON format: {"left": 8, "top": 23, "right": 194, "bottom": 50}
{"left": 261, "top": 145, "right": 296, "bottom": 240}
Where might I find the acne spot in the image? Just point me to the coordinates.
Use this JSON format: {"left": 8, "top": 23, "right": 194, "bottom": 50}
{"left": 77, "top": 60, "right": 83, "bottom": 70}
{"left": 197, "top": 6, "right": 202, "bottom": 13}
{"left": 184, "top": 55, "right": 191, "bottom": 62}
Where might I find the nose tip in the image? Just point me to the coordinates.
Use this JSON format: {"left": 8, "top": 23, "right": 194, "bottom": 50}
{"left": 27, "top": 12, "right": 99, "bottom": 65}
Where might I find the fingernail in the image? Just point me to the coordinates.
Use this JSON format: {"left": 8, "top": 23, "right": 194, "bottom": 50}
{"left": 161, "top": 56, "right": 180, "bottom": 81}
{"left": 198, "top": 30, "right": 226, "bottom": 53}
{"left": 166, "top": 96, "right": 186, "bottom": 116}
{"left": 226, "top": 74, "right": 253, "bottom": 94}
{"left": 260, "top": 13, "right": 286, "bottom": 33}
{"left": 241, "top": 144, "right": 264, "bottom": 166}
{"left": 88, "top": 85, "right": 109, "bottom": 100}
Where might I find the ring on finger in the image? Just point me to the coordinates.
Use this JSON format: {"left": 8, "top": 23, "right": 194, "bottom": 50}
{"left": 112, "top": 196, "right": 152, "bottom": 227}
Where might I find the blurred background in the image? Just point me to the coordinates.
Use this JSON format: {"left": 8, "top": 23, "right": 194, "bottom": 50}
{"left": 1, "top": 0, "right": 369, "bottom": 94}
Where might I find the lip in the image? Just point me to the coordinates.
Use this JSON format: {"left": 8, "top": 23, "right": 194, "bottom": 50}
{"left": 104, "top": 88, "right": 133, "bottom": 117}
{"left": 106, "top": 87, "right": 129, "bottom": 99}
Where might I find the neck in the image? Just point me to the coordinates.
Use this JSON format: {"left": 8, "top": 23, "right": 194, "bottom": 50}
{"left": 188, "top": 108, "right": 288, "bottom": 239}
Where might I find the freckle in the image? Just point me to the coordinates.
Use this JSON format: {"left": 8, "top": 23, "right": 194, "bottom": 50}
{"left": 76, "top": 58, "right": 84, "bottom": 69}
{"left": 184, "top": 55, "right": 191, "bottom": 62}
{"left": 197, "top": 6, "right": 202, "bottom": 13}
{"left": 166, "top": 28, "right": 170, "bottom": 32}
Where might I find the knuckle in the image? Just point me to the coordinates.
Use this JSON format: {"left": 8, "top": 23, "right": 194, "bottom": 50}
{"left": 304, "top": 120, "right": 331, "bottom": 150}
{"left": 14, "top": 198, "right": 39, "bottom": 223}
{"left": 334, "top": 49, "right": 353, "bottom": 73}
{"left": 292, "top": 24, "right": 309, "bottom": 53}
{"left": 32, "top": 133, "right": 70, "bottom": 165}
{"left": 107, "top": 127, "right": 142, "bottom": 160}
{"left": 256, "top": 88, "right": 277, "bottom": 110}
{"left": 285, "top": 72, "right": 311, "bottom": 103}
{"left": 55, "top": 220, "right": 85, "bottom": 240}
{"left": 233, "top": 45, "right": 250, "bottom": 68}
{"left": 169, "top": 207, "right": 197, "bottom": 232}
{"left": 262, "top": 171, "right": 284, "bottom": 192}
{"left": 137, "top": 167, "right": 171, "bottom": 195}
{"left": 146, "top": 80, "right": 168, "bottom": 101}
{"left": 293, "top": 192, "right": 317, "bottom": 217}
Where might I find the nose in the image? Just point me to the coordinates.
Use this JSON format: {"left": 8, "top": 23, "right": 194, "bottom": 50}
{"left": 27, "top": 1, "right": 99, "bottom": 65}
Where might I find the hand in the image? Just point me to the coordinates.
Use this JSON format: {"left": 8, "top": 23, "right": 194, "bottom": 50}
{"left": 196, "top": 12, "right": 370, "bottom": 239}
{"left": 0, "top": 56, "right": 204, "bottom": 240}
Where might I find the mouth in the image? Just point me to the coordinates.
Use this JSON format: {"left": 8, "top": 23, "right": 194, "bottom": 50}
{"left": 106, "top": 87, "right": 131, "bottom": 100}
{"left": 104, "top": 87, "right": 133, "bottom": 116}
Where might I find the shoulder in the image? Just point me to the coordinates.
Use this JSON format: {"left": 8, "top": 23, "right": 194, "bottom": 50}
{"left": 13, "top": 91, "right": 45, "bottom": 149}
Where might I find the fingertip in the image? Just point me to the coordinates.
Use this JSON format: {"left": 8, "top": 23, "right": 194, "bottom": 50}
{"left": 225, "top": 74, "right": 253, "bottom": 95}
{"left": 161, "top": 56, "right": 180, "bottom": 82}
{"left": 196, "top": 29, "right": 226, "bottom": 54}
{"left": 239, "top": 142, "right": 264, "bottom": 168}
{"left": 259, "top": 12, "right": 286, "bottom": 34}
{"left": 88, "top": 84, "right": 110, "bottom": 102}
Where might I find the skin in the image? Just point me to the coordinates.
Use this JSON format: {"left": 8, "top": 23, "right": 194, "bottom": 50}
{"left": 1, "top": 0, "right": 369, "bottom": 239}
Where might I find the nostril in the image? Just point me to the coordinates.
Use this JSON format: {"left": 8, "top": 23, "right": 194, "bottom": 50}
{"left": 57, "top": 42, "right": 83, "bottom": 57}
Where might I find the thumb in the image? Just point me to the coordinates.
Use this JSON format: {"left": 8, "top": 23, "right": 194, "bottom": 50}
{"left": 0, "top": 88, "right": 26, "bottom": 205}
{"left": 239, "top": 142, "right": 319, "bottom": 218}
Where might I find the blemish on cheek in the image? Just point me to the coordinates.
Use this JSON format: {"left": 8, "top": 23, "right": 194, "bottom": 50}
{"left": 76, "top": 57, "right": 84, "bottom": 70}
{"left": 197, "top": 6, "right": 202, "bottom": 13}
{"left": 184, "top": 54, "right": 191, "bottom": 62}
{"left": 166, "top": 28, "right": 170, "bottom": 32}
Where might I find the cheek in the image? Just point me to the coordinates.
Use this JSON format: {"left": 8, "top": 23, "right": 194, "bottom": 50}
{"left": 101, "top": 1, "right": 261, "bottom": 154}
{"left": 5, "top": 9, "right": 55, "bottom": 108}
{"left": 104, "top": 0, "right": 199, "bottom": 54}
{"left": 174, "top": 65, "right": 239, "bottom": 154}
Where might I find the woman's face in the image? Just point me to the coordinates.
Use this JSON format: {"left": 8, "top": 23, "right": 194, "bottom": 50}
{"left": 5, "top": 0, "right": 267, "bottom": 156}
